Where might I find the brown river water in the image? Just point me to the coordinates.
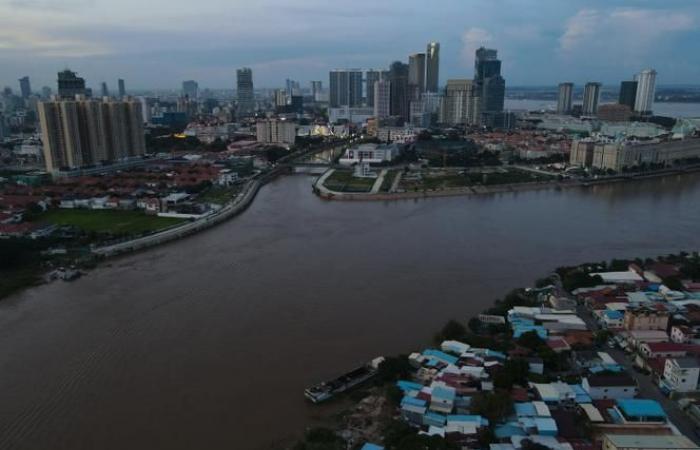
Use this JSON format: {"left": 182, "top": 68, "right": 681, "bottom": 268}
{"left": 1, "top": 173, "right": 700, "bottom": 449}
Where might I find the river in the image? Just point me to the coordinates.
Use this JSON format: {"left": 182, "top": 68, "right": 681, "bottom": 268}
{"left": 505, "top": 99, "right": 700, "bottom": 117}
{"left": 2, "top": 173, "right": 700, "bottom": 449}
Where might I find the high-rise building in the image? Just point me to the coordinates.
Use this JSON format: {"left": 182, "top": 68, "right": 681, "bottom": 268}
{"left": 182, "top": 80, "right": 199, "bottom": 99}
{"left": 118, "top": 79, "right": 126, "bottom": 98}
{"left": 582, "top": 82, "right": 602, "bottom": 116}
{"left": 18, "top": 76, "right": 31, "bottom": 99}
{"left": 473, "top": 47, "right": 505, "bottom": 124}
{"left": 57, "top": 69, "right": 86, "bottom": 99}
{"left": 274, "top": 89, "right": 287, "bottom": 107}
{"left": 236, "top": 68, "right": 255, "bottom": 116}
{"left": 38, "top": 97, "right": 146, "bottom": 172}
{"left": 425, "top": 42, "right": 440, "bottom": 93}
{"left": 557, "top": 82, "right": 573, "bottom": 115}
{"left": 440, "top": 79, "right": 475, "bottom": 125}
{"left": 365, "top": 70, "right": 382, "bottom": 107}
{"left": 373, "top": 79, "right": 391, "bottom": 119}
{"left": 310, "top": 81, "right": 323, "bottom": 102}
{"left": 256, "top": 119, "right": 296, "bottom": 146}
{"left": 388, "top": 61, "right": 409, "bottom": 121}
{"left": 619, "top": 81, "right": 638, "bottom": 111}
{"left": 634, "top": 69, "right": 657, "bottom": 115}
{"left": 408, "top": 53, "right": 426, "bottom": 99}
{"left": 41, "top": 86, "right": 52, "bottom": 99}
{"left": 100, "top": 82, "right": 110, "bottom": 98}
{"left": 329, "top": 69, "right": 363, "bottom": 108}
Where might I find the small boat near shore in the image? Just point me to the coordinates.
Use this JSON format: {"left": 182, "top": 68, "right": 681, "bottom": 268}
{"left": 304, "top": 357, "right": 385, "bottom": 403}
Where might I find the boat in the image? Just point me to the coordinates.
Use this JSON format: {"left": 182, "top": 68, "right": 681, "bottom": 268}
{"left": 304, "top": 356, "right": 385, "bottom": 403}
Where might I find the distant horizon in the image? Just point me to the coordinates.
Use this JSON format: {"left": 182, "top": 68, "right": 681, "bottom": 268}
{"left": 2, "top": 0, "right": 699, "bottom": 89}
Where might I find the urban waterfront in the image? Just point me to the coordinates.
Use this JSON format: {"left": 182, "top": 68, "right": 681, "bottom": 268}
{"left": 505, "top": 99, "right": 700, "bottom": 117}
{"left": 2, "top": 173, "right": 700, "bottom": 449}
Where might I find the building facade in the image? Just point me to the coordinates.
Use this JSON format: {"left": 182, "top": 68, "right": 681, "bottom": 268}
{"left": 38, "top": 97, "right": 146, "bottom": 172}
{"left": 19, "top": 76, "right": 31, "bottom": 99}
{"left": 473, "top": 47, "right": 505, "bottom": 125}
{"left": 582, "top": 82, "right": 602, "bottom": 116}
{"left": 237, "top": 67, "right": 255, "bottom": 116}
{"left": 619, "top": 81, "right": 638, "bottom": 110}
{"left": 182, "top": 80, "right": 199, "bottom": 99}
{"left": 388, "top": 61, "right": 409, "bottom": 121}
{"left": 663, "top": 357, "right": 700, "bottom": 393}
{"left": 634, "top": 69, "right": 657, "bottom": 115}
{"left": 440, "top": 79, "right": 475, "bottom": 125}
{"left": 425, "top": 42, "right": 440, "bottom": 93}
{"left": 57, "top": 69, "right": 86, "bottom": 99}
{"left": 408, "top": 53, "right": 426, "bottom": 100}
{"left": 557, "top": 82, "right": 573, "bottom": 115}
{"left": 373, "top": 80, "right": 391, "bottom": 119}
{"left": 329, "top": 69, "right": 363, "bottom": 108}
{"left": 255, "top": 119, "right": 296, "bottom": 146}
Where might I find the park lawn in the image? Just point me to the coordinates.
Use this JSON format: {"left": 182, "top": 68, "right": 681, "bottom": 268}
{"left": 323, "top": 170, "right": 375, "bottom": 193}
{"left": 197, "top": 185, "right": 242, "bottom": 204}
{"left": 37, "top": 209, "right": 184, "bottom": 235}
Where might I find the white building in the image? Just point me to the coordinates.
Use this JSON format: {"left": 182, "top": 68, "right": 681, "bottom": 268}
{"left": 328, "top": 106, "right": 374, "bottom": 125}
{"left": 377, "top": 126, "right": 420, "bottom": 144}
{"left": 256, "top": 119, "right": 296, "bottom": 147}
{"left": 582, "top": 374, "right": 638, "bottom": 400}
{"left": 663, "top": 357, "right": 700, "bottom": 393}
{"left": 634, "top": 69, "right": 657, "bottom": 115}
{"left": 338, "top": 143, "right": 399, "bottom": 165}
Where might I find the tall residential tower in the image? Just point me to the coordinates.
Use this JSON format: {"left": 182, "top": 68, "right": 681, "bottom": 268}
{"left": 425, "top": 42, "right": 440, "bottom": 93}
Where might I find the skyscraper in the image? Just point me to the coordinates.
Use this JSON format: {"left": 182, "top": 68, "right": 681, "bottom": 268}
{"left": 329, "top": 69, "right": 363, "bottom": 108}
{"left": 373, "top": 79, "right": 391, "bottom": 119}
{"left": 118, "top": 79, "right": 126, "bottom": 98}
{"left": 582, "top": 82, "right": 602, "bottom": 116}
{"left": 38, "top": 97, "right": 145, "bottom": 172}
{"left": 57, "top": 69, "right": 86, "bottom": 99}
{"left": 473, "top": 47, "right": 505, "bottom": 123}
{"left": 18, "top": 76, "right": 31, "bottom": 98}
{"left": 388, "top": 61, "right": 409, "bottom": 121}
{"left": 408, "top": 53, "right": 426, "bottom": 99}
{"left": 425, "top": 42, "right": 440, "bottom": 93}
{"left": 310, "top": 81, "right": 323, "bottom": 102}
{"left": 236, "top": 68, "right": 255, "bottom": 116}
{"left": 557, "top": 82, "right": 573, "bottom": 115}
{"left": 619, "top": 81, "right": 638, "bottom": 110}
{"left": 100, "top": 82, "right": 110, "bottom": 98}
{"left": 365, "top": 70, "right": 382, "bottom": 107}
{"left": 182, "top": 80, "right": 199, "bottom": 99}
{"left": 634, "top": 69, "right": 657, "bottom": 115}
{"left": 440, "top": 79, "right": 475, "bottom": 125}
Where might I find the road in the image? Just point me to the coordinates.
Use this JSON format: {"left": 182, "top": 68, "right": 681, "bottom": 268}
{"left": 575, "top": 305, "right": 700, "bottom": 443}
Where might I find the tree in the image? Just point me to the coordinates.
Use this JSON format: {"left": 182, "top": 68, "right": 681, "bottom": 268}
{"left": 493, "top": 358, "right": 530, "bottom": 389}
{"left": 377, "top": 355, "right": 412, "bottom": 383}
{"left": 434, "top": 320, "right": 467, "bottom": 343}
{"left": 293, "top": 428, "right": 345, "bottom": 450}
{"left": 470, "top": 391, "right": 513, "bottom": 424}
{"left": 663, "top": 276, "right": 684, "bottom": 291}
{"left": 517, "top": 331, "right": 544, "bottom": 351}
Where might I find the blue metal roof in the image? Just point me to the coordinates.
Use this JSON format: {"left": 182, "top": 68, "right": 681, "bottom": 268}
{"left": 423, "top": 412, "right": 447, "bottom": 426}
{"left": 494, "top": 423, "right": 526, "bottom": 439}
{"left": 361, "top": 444, "right": 385, "bottom": 450}
{"left": 401, "top": 396, "right": 427, "bottom": 407}
{"left": 396, "top": 380, "right": 424, "bottom": 392}
{"left": 534, "top": 417, "right": 558, "bottom": 435}
{"left": 422, "top": 349, "right": 458, "bottom": 365}
{"left": 603, "top": 310, "right": 624, "bottom": 319}
{"left": 514, "top": 402, "right": 537, "bottom": 417}
{"left": 432, "top": 386, "right": 456, "bottom": 400}
{"left": 617, "top": 399, "right": 667, "bottom": 418}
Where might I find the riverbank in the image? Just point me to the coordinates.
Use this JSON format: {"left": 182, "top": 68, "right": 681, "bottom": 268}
{"left": 298, "top": 251, "right": 700, "bottom": 449}
{"left": 313, "top": 164, "right": 700, "bottom": 201}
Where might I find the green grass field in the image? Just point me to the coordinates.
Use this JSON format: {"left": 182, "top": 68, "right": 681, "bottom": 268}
{"left": 323, "top": 170, "right": 376, "bottom": 193}
{"left": 37, "top": 209, "right": 184, "bottom": 235}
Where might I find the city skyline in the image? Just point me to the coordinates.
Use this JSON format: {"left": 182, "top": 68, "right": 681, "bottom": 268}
{"left": 1, "top": 0, "right": 699, "bottom": 89}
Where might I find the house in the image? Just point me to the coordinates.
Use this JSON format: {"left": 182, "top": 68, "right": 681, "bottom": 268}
{"left": 531, "top": 381, "right": 576, "bottom": 404}
{"left": 671, "top": 325, "right": 694, "bottom": 344}
{"left": 625, "top": 330, "right": 669, "bottom": 350}
{"left": 527, "top": 357, "right": 544, "bottom": 375}
{"left": 338, "top": 143, "right": 399, "bottom": 165}
{"left": 360, "top": 444, "right": 385, "bottom": 450}
{"left": 430, "top": 385, "right": 456, "bottom": 413}
{"left": 217, "top": 169, "right": 238, "bottom": 186}
{"left": 601, "top": 310, "right": 624, "bottom": 329}
{"left": 639, "top": 342, "right": 688, "bottom": 359}
{"left": 592, "top": 270, "right": 644, "bottom": 284}
{"left": 623, "top": 306, "right": 670, "bottom": 331}
{"left": 662, "top": 357, "right": 700, "bottom": 393}
{"left": 611, "top": 399, "right": 667, "bottom": 424}
{"left": 582, "top": 373, "right": 638, "bottom": 400}
{"left": 400, "top": 396, "right": 427, "bottom": 425}
{"left": 602, "top": 434, "right": 699, "bottom": 450}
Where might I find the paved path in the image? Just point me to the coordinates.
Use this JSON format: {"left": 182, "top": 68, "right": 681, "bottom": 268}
{"left": 370, "top": 169, "right": 388, "bottom": 194}
{"left": 390, "top": 171, "right": 402, "bottom": 193}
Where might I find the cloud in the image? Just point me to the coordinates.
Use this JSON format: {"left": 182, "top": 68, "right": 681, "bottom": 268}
{"left": 461, "top": 27, "right": 493, "bottom": 67}
{"left": 559, "top": 8, "right": 694, "bottom": 57}
{"left": 0, "top": 27, "right": 110, "bottom": 57}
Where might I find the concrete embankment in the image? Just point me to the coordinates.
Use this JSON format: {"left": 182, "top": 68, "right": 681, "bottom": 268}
{"left": 313, "top": 165, "right": 700, "bottom": 202}
{"left": 92, "top": 167, "right": 289, "bottom": 257}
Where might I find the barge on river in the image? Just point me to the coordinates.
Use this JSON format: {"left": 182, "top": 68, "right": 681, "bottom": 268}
{"left": 304, "top": 357, "right": 385, "bottom": 403}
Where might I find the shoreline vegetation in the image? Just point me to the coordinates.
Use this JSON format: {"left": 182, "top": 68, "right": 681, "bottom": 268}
{"left": 292, "top": 251, "right": 700, "bottom": 450}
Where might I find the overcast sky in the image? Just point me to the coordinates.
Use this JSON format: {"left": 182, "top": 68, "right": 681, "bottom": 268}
{"left": 1, "top": 0, "right": 699, "bottom": 91}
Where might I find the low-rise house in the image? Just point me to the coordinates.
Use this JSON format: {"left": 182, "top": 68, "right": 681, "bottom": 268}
{"left": 429, "top": 384, "right": 456, "bottom": 414}
{"left": 671, "top": 325, "right": 694, "bottom": 344}
{"left": 639, "top": 342, "right": 688, "bottom": 359}
{"left": 625, "top": 330, "right": 669, "bottom": 350}
{"left": 602, "top": 434, "right": 699, "bottom": 450}
{"left": 610, "top": 399, "right": 667, "bottom": 424}
{"left": 623, "top": 306, "right": 670, "bottom": 331}
{"left": 582, "top": 373, "right": 638, "bottom": 400}
{"left": 601, "top": 310, "right": 624, "bottom": 329}
{"left": 662, "top": 357, "right": 700, "bottom": 393}
{"left": 531, "top": 381, "right": 576, "bottom": 404}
